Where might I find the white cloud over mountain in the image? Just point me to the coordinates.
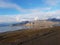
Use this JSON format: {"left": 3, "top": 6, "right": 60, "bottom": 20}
{"left": 0, "top": 10, "right": 60, "bottom": 22}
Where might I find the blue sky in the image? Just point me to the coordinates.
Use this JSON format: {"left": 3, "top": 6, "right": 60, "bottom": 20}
{"left": 0, "top": 0, "right": 60, "bottom": 22}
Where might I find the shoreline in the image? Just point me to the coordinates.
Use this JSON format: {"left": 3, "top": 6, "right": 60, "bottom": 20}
{"left": 0, "top": 26, "right": 60, "bottom": 45}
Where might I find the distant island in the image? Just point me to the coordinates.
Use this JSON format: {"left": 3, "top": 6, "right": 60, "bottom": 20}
{"left": 47, "top": 18, "right": 60, "bottom": 22}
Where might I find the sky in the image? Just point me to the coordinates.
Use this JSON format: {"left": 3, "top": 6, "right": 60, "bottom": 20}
{"left": 0, "top": 0, "right": 60, "bottom": 22}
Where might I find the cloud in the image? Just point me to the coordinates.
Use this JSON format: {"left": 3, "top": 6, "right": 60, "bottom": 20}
{"left": 0, "top": 15, "right": 17, "bottom": 22}
{"left": 0, "top": 0, "right": 25, "bottom": 12}
{"left": 15, "top": 10, "right": 60, "bottom": 21}
{"left": 26, "top": 7, "right": 52, "bottom": 13}
{"left": 0, "top": 0, "right": 60, "bottom": 22}
{"left": 44, "top": 0, "right": 60, "bottom": 6}
{"left": 0, "top": 0, "right": 53, "bottom": 22}
{"left": 0, "top": 0, "right": 53, "bottom": 13}
{"left": 0, "top": 10, "right": 60, "bottom": 22}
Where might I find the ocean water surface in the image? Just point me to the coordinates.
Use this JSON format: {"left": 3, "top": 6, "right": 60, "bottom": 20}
{"left": 0, "top": 26, "right": 29, "bottom": 33}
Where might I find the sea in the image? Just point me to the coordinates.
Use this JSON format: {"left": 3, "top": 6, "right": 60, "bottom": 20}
{"left": 0, "top": 23, "right": 30, "bottom": 33}
{"left": 0, "top": 26, "right": 30, "bottom": 33}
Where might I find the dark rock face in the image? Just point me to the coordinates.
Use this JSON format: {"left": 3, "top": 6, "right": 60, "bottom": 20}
{"left": 12, "top": 21, "right": 30, "bottom": 26}
{"left": 47, "top": 18, "right": 60, "bottom": 22}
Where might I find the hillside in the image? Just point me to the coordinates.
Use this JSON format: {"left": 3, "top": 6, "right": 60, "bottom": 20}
{"left": 0, "top": 26, "right": 60, "bottom": 45}
{"left": 11, "top": 21, "right": 29, "bottom": 26}
{"left": 25, "top": 20, "right": 59, "bottom": 29}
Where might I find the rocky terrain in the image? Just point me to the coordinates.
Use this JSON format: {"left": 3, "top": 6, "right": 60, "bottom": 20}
{"left": 0, "top": 26, "right": 60, "bottom": 45}
{"left": 25, "top": 20, "right": 59, "bottom": 29}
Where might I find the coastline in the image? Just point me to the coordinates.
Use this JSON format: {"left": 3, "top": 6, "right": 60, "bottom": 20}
{"left": 0, "top": 26, "right": 60, "bottom": 45}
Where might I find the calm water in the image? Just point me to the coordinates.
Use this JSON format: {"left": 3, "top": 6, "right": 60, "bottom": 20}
{"left": 0, "top": 26, "right": 29, "bottom": 33}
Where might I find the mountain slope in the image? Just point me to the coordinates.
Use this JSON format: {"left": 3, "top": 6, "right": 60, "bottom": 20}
{"left": 47, "top": 18, "right": 60, "bottom": 22}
